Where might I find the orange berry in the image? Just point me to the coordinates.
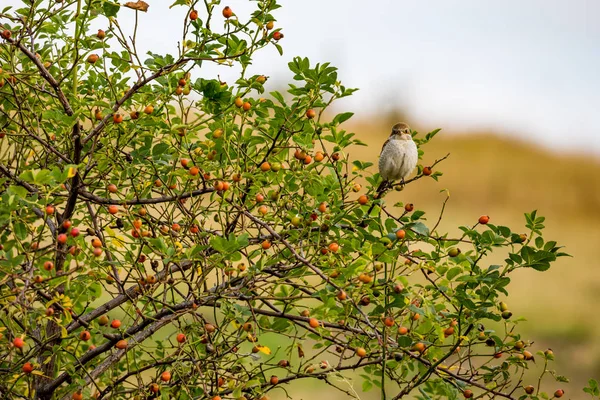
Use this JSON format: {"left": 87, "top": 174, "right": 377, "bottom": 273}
{"left": 270, "top": 375, "right": 279, "bottom": 385}
{"left": 113, "top": 113, "right": 123, "bottom": 123}
{"left": 358, "top": 195, "right": 368, "bottom": 205}
{"left": 79, "top": 331, "right": 91, "bottom": 341}
{"left": 554, "top": 389, "right": 564, "bottom": 398}
{"left": 273, "top": 31, "right": 283, "bottom": 40}
{"left": 46, "top": 205, "right": 55, "bottom": 215}
{"left": 383, "top": 317, "right": 394, "bottom": 327}
{"left": 108, "top": 205, "right": 118, "bottom": 215}
{"left": 306, "top": 109, "right": 316, "bottom": 119}
{"left": 356, "top": 347, "right": 367, "bottom": 358}
{"left": 314, "top": 152, "right": 324, "bottom": 162}
{"left": 398, "top": 326, "right": 409, "bottom": 335}
{"left": 260, "top": 162, "right": 271, "bottom": 172}
{"left": 443, "top": 327, "right": 455, "bottom": 337}
{"left": 413, "top": 342, "right": 426, "bottom": 353}
{"left": 161, "top": 371, "right": 171, "bottom": 382}
{"left": 86, "top": 54, "right": 99, "bottom": 64}
{"left": 266, "top": 21, "right": 274, "bottom": 30}
{"left": 107, "top": 184, "right": 118, "bottom": 193}
{"left": 115, "top": 339, "right": 127, "bottom": 349}
{"left": 222, "top": 6, "right": 233, "bottom": 18}
{"left": 43, "top": 261, "right": 54, "bottom": 271}
{"left": 234, "top": 97, "right": 243, "bottom": 108}
{"left": 242, "top": 102, "right": 251, "bottom": 111}
{"left": 189, "top": 10, "right": 198, "bottom": 20}
{"left": 110, "top": 319, "right": 121, "bottom": 329}
{"left": 395, "top": 229, "right": 406, "bottom": 239}
{"left": 189, "top": 166, "right": 199, "bottom": 176}
{"left": 261, "top": 240, "right": 271, "bottom": 250}
{"left": 404, "top": 203, "right": 414, "bottom": 212}
{"left": 479, "top": 215, "right": 490, "bottom": 224}
{"left": 308, "top": 318, "right": 319, "bottom": 328}
{"left": 328, "top": 242, "right": 339, "bottom": 253}
{"left": 176, "top": 333, "right": 186, "bottom": 343}
{"left": 422, "top": 166, "right": 432, "bottom": 176}
{"left": 143, "top": 105, "right": 154, "bottom": 114}
{"left": 463, "top": 389, "right": 473, "bottom": 399}
{"left": 318, "top": 202, "right": 327, "bottom": 213}
{"left": 13, "top": 337, "right": 25, "bottom": 348}
{"left": 57, "top": 233, "right": 68, "bottom": 244}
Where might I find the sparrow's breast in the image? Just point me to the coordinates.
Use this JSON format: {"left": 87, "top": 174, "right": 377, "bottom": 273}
{"left": 379, "top": 140, "right": 418, "bottom": 181}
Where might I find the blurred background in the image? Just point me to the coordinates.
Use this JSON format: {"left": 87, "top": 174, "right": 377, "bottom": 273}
{"left": 5, "top": 0, "right": 600, "bottom": 397}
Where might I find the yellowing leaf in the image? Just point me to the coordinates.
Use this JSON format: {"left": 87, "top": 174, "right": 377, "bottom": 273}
{"left": 61, "top": 326, "right": 68, "bottom": 338}
{"left": 67, "top": 166, "right": 77, "bottom": 178}
{"left": 256, "top": 345, "right": 271, "bottom": 355}
{"left": 106, "top": 226, "right": 125, "bottom": 248}
{"left": 124, "top": 0, "right": 149, "bottom": 12}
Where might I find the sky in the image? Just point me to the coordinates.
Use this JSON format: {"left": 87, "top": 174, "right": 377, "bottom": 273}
{"left": 3, "top": 0, "right": 599, "bottom": 154}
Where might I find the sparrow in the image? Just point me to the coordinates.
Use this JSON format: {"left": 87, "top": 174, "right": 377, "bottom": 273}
{"left": 377, "top": 122, "right": 418, "bottom": 193}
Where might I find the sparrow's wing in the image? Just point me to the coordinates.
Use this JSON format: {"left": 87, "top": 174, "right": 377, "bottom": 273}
{"left": 380, "top": 138, "right": 390, "bottom": 154}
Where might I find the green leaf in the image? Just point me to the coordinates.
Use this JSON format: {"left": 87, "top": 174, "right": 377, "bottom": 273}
{"left": 446, "top": 267, "right": 462, "bottom": 280}
{"left": 520, "top": 246, "right": 556, "bottom": 271}
{"left": 332, "top": 112, "right": 353, "bottom": 125}
{"left": 7, "top": 185, "right": 28, "bottom": 199}
{"left": 410, "top": 222, "right": 430, "bottom": 236}
{"left": 152, "top": 143, "right": 170, "bottom": 157}
{"left": 102, "top": 1, "right": 120, "bottom": 17}
{"left": 14, "top": 222, "right": 27, "bottom": 240}
{"left": 396, "top": 335, "right": 412, "bottom": 347}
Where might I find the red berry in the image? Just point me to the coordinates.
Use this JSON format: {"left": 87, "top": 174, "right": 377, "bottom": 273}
{"left": 13, "top": 337, "right": 25, "bottom": 348}
{"left": 22, "top": 362, "right": 34, "bottom": 373}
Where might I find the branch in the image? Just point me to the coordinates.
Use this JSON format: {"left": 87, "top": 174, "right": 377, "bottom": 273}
{"left": 77, "top": 186, "right": 215, "bottom": 205}
{"left": 6, "top": 37, "right": 73, "bottom": 116}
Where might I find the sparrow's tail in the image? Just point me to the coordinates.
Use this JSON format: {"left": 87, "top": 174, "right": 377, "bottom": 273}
{"left": 374, "top": 180, "right": 389, "bottom": 199}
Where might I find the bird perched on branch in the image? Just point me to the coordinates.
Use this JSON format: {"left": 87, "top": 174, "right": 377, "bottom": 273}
{"left": 376, "top": 122, "right": 418, "bottom": 195}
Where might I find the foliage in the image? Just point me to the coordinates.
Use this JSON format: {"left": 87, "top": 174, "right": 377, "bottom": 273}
{"left": 0, "top": 1, "right": 575, "bottom": 399}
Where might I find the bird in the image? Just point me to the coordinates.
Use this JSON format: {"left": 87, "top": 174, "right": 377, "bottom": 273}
{"left": 377, "top": 122, "right": 418, "bottom": 194}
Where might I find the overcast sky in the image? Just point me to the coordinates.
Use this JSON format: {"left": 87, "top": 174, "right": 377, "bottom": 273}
{"left": 4, "top": 0, "right": 599, "bottom": 154}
